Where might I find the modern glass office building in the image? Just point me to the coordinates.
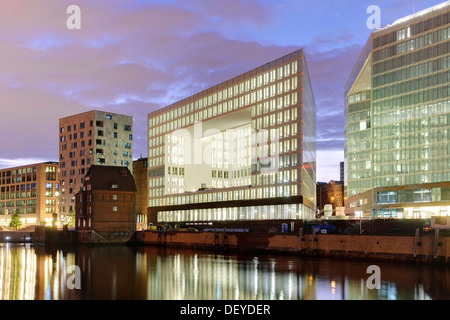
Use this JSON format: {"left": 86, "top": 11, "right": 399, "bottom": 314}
{"left": 345, "top": 2, "right": 450, "bottom": 218}
{"left": 147, "top": 49, "right": 316, "bottom": 224}
{"left": 346, "top": 181, "right": 450, "bottom": 219}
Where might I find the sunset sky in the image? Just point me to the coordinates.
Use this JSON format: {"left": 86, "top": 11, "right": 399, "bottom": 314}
{"left": 0, "top": 0, "right": 443, "bottom": 182}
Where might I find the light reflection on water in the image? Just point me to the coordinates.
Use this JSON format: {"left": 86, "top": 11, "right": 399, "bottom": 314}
{"left": 0, "top": 243, "right": 449, "bottom": 300}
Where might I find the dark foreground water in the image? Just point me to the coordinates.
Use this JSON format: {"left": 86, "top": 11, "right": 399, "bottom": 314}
{"left": 0, "top": 243, "right": 449, "bottom": 300}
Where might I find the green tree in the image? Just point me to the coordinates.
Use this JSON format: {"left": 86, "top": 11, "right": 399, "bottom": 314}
{"left": 9, "top": 212, "right": 22, "bottom": 231}
{"left": 66, "top": 210, "right": 76, "bottom": 228}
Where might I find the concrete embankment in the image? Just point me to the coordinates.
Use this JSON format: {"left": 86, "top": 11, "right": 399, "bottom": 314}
{"left": 134, "top": 229, "right": 450, "bottom": 265}
{"left": 0, "top": 227, "right": 76, "bottom": 246}
{"left": 0, "top": 231, "right": 34, "bottom": 243}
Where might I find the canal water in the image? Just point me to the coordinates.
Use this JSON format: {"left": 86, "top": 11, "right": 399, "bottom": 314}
{"left": 0, "top": 243, "right": 449, "bottom": 300}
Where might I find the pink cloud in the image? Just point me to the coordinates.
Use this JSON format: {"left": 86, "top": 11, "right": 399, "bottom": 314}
{"left": 0, "top": 0, "right": 371, "bottom": 182}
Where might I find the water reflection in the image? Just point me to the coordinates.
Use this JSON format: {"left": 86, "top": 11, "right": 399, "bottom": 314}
{"left": 0, "top": 243, "right": 449, "bottom": 300}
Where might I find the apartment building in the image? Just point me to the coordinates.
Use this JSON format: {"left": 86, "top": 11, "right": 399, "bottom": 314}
{"left": 59, "top": 110, "right": 133, "bottom": 221}
{"left": 0, "top": 162, "right": 59, "bottom": 227}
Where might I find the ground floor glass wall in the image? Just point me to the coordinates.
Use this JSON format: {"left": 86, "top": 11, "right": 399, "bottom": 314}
{"left": 372, "top": 205, "right": 450, "bottom": 219}
{"left": 157, "top": 203, "right": 315, "bottom": 223}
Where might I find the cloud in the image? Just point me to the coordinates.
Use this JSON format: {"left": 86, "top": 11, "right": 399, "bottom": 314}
{"left": 316, "top": 149, "right": 344, "bottom": 182}
{"left": 0, "top": 86, "right": 86, "bottom": 162}
{"left": 0, "top": 1, "right": 290, "bottom": 163}
{"left": 304, "top": 40, "right": 363, "bottom": 147}
{"left": 0, "top": 158, "right": 54, "bottom": 169}
{"left": 185, "top": 0, "right": 274, "bottom": 30}
{"left": 0, "top": 0, "right": 370, "bottom": 183}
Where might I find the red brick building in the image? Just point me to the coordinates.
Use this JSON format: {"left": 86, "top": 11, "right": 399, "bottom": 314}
{"left": 133, "top": 157, "right": 148, "bottom": 230}
{"left": 75, "top": 165, "right": 137, "bottom": 243}
{"left": 316, "top": 180, "right": 345, "bottom": 216}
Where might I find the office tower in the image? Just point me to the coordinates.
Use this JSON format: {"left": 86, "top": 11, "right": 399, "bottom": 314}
{"left": 0, "top": 162, "right": 59, "bottom": 227}
{"left": 147, "top": 49, "right": 316, "bottom": 224}
{"left": 59, "top": 110, "right": 133, "bottom": 221}
{"left": 345, "top": 2, "right": 450, "bottom": 218}
{"left": 340, "top": 161, "right": 345, "bottom": 182}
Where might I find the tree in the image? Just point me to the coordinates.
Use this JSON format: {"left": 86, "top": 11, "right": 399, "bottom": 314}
{"left": 9, "top": 212, "right": 22, "bottom": 231}
{"left": 65, "top": 210, "right": 76, "bottom": 228}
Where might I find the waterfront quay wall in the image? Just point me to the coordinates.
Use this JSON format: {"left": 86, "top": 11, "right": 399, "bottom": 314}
{"left": 0, "top": 231, "right": 33, "bottom": 243}
{"left": 32, "top": 227, "right": 133, "bottom": 245}
{"left": 135, "top": 230, "right": 450, "bottom": 264}
{"left": 33, "top": 226, "right": 77, "bottom": 246}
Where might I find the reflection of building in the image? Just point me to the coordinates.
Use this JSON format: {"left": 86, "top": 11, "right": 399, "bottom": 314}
{"left": 0, "top": 162, "right": 59, "bottom": 227}
{"left": 59, "top": 110, "right": 133, "bottom": 222}
{"left": 316, "top": 180, "right": 345, "bottom": 215}
{"left": 0, "top": 245, "right": 445, "bottom": 300}
{"left": 345, "top": 2, "right": 450, "bottom": 217}
{"left": 75, "top": 165, "right": 137, "bottom": 242}
{"left": 142, "top": 247, "right": 306, "bottom": 300}
{"left": 133, "top": 157, "right": 148, "bottom": 229}
{"left": 147, "top": 49, "right": 317, "bottom": 224}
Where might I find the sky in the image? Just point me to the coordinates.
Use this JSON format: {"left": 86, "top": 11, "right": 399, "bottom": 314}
{"left": 0, "top": 0, "right": 444, "bottom": 182}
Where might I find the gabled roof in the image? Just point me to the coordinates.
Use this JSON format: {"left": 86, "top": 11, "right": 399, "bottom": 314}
{"left": 85, "top": 165, "right": 137, "bottom": 192}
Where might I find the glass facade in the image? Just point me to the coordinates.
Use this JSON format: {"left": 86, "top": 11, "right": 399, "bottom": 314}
{"left": 148, "top": 49, "right": 316, "bottom": 223}
{"left": 158, "top": 203, "right": 314, "bottom": 223}
{"left": 376, "top": 186, "right": 450, "bottom": 204}
{"left": 345, "top": 39, "right": 373, "bottom": 198}
{"left": 346, "top": 181, "right": 450, "bottom": 219}
{"left": 346, "top": 5, "right": 450, "bottom": 199}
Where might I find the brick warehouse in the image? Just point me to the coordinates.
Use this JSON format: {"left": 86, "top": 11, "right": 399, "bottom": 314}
{"left": 75, "top": 165, "right": 137, "bottom": 243}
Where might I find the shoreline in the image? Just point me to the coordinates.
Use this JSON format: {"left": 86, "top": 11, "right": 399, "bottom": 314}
{"left": 2, "top": 227, "right": 450, "bottom": 266}
{"left": 133, "top": 229, "right": 450, "bottom": 266}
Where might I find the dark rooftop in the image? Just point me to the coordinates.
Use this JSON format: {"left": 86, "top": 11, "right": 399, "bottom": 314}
{"left": 85, "top": 165, "right": 137, "bottom": 192}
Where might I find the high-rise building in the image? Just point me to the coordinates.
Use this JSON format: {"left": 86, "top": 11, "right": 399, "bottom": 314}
{"left": 147, "top": 49, "right": 316, "bottom": 224}
{"left": 0, "top": 162, "right": 59, "bottom": 227}
{"left": 59, "top": 110, "right": 133, "bottom": 221}
{"left": 345, "top": 2, "right": 450, "bottom": 218}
